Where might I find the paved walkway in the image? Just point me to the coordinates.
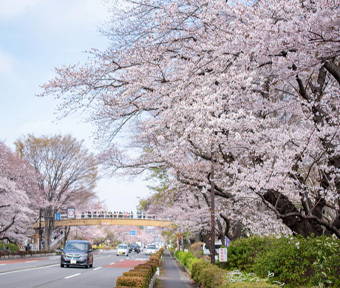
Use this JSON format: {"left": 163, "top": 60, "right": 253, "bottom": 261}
{"left": 157, "top": 250, "right": 197, "bottom": 288}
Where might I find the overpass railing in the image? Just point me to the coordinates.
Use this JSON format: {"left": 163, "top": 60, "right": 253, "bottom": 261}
{"left": 42, "top": 211, "right": 164, "bottom": 221}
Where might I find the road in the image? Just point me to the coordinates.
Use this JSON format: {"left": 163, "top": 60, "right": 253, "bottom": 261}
{"left": 0, "top": 249, "right": 148, "bottom": 288}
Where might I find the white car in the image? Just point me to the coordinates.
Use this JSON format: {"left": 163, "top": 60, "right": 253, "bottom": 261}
{"left": 116, "top": 244, "right": 129, "bottom": 256}
{"left": 144, "top": 244, "right": 157, "bottom": 255}
{"left": 203, "top": 240, "right": 222, "bottom": 255}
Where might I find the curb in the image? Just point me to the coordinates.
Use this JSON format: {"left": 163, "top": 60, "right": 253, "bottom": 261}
{"left": 0, "top": 253, "right": 56, "bottom": 260}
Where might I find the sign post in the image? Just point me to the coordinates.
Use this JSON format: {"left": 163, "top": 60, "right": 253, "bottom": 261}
{"left": 219, "top": 248, "right": 228, "bottom": 262}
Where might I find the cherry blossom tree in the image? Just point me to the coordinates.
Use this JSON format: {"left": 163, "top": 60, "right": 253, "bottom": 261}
{"left": 40, "top": 0, "right": 340, "bottom": 238}
{"left": 0, "top": 141, "right": 37, "bottom": 243}
{"left": 15, "top": 134, "right": 99, "bottom": 249}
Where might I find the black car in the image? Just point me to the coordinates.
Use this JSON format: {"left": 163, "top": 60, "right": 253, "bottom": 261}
{"left": 129, "top": 243, "right": 141, "bottom": 253}
{"left": 60, "top": 240, "right": 93, "bottom": 268}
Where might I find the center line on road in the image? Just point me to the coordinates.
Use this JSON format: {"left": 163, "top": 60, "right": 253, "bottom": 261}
{"left": 65, "top": 273, "right": 80, "bottom": 279}
{"left": 93, "top": 267, "right": 101, "bottom": 271}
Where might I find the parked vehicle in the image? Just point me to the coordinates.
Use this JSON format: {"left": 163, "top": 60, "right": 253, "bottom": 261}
{"left": 129, "top": 243, "right": 141, "bottom": 253}
{"left": 117, "top": 244, "right": 129, "bottom": 256}
{"left": 60, "top": 240, "right": 93, "bottom": 268}
{"left": 202, "top": 240, "right": 222, "bottom": 255}
{"left": 144, "top": 244, "right": 157, "bottom": 255}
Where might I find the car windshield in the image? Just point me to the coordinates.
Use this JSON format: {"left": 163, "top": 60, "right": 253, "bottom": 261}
{"left": 147, "top": 245, "right": 156, "bottom": 249}
{"left": 118, "top": 245, "right": 127, "bottom": 249}
{"left": 65, "top": 242, "right": 87, "bottom": 251}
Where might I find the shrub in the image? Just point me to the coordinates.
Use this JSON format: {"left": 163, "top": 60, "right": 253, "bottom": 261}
{"left": 224, "top": 235, "right": 275, "bottom": 272}
{"left": 134, "top": 264, "right": 154, "bottom": 278}
{"left": 0, "top": 242, "right": 19, "bottom": 253}
{"left": 190, "top": 242, "right": 204, "bottom": 258}
{"left": 253, "top": 235, "right": 340, "bottom": 288}
{"left": 175, "top": 250, "right": 197, "bottom": 271}
{"left": 123, "top": 271, "right": 151, "bottom": 286}
{"left": 191, "top": 261, "right": 213, "bottom": 283}
{"left": 115, "top": 276, "right": 146, "bottom": 288}
{"left": 199, "top": 266, "right": 226, "bottom": 288}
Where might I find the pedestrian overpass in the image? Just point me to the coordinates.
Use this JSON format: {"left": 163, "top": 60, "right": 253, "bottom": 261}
{"left": 33, "top": 217, "right": 173, "bottom": 229}
{"left": 32, "top": 214, "right": 173, "bottom": 245}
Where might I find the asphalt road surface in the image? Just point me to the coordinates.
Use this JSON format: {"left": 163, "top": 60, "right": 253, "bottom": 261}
{"left": 0, "top": 249, "right": 148, "bottom": 288}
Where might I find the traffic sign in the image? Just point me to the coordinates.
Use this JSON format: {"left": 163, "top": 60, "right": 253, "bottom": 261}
{"left": 67, "top": 208, "right": 75, "bottom": 219}
{"left": 55, "top": 213, "right": 61, "bottom": 220}
{"left": 130, "top": 230, "right": 136, "bottom": 236}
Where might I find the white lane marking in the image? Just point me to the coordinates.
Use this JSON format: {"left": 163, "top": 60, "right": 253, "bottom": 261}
{"left": 65, "top": 273, "right": 80, "bottom": 279}
{"left": 109, "top": 262, "right": 115, "bottom": 265}
{"left": 93, "top": 267, "right": 101, "bottom": 271}
{"left": 0, "top": 264, "right": 6, "bottom": 266}
{"left": 94, "top": 255, "right": 111, "bottom": 259}
{"left": 25, "top": 261, "right": 37, "bottom": 263}
{"left": 0, "top": 264, "right": 59, "bottom": 275}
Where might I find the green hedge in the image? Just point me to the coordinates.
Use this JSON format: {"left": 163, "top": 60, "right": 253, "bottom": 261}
{"left": 113, "top": 248, "right": 163, "bottom": 288}
{"left": 115, "top": 276, "right": 146, "bottom": 288}
{"left": 190, "top": 261, "right": 226, "bottom": 288}
{"left": 221, "top": 234, "right": 340, "bottom": 287}
{"left": 182, "top": 235, "right": 340, "bottom": 287}
{"left": 175, "top": 250, "right": 202, "bottom": 272}
{"left": 253, "top": 235, "right": 340, "bottom": 288}
{"left": 222, "top": 235, "right": 275, "bottom": 272}
{"left": 0, "top": 243, "right": 19, "bottom": 253}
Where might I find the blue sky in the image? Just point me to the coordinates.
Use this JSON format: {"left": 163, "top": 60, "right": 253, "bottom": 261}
{"left": 0, "top": 0, "right": 151, "bottom": 213}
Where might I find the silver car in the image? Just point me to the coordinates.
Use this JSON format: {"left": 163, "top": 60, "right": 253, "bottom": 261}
{"left": 144, "top": 244, "right": 157, "bottom": 255}
{"left": 116, "top": 244, "right": 129, "bottom": 256}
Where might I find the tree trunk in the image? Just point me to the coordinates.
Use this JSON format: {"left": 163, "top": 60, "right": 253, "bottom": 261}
{"left": 43, "top": 207, "right": 55, "bottom": 251}
{"left": 263, "top": 190, "right": 324, "bottom": 237}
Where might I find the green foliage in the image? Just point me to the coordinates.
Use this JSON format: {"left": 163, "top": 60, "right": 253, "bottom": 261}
{"left": 115, "top": 276, "right": 146, "bottom": 288}
{"left": 189, "top": 242, "right": 204, "bottom": 258}
{"left": 123, "top": 271, "right": 151, "bottom": 284}
{"left": 253, "top": 235, "right": 340, "bottom": 288}
{"left": 199, "top": 266, "right": 226, "bottom": 288}
{"left": 175, "top": 250, "right": 201, "bottom": 272}
{"left": 191, "top": 261, "right": 213, "bottom": 283}
{"left": 224, "top": 235, "right": 275, "bottom": 272}
{"left": 0, "top": 242, "right": 19, "bottom": 253}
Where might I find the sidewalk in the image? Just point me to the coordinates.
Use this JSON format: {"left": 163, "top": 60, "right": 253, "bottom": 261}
{"left": 157, "top": 250, "right": 197, "bottom": 288}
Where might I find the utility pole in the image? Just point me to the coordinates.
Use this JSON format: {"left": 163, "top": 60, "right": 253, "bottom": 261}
{"left": 39, "top": 208, "right": 42, "bottom": 251}
{"left": 210, "top": 150, "right": 216, "bottom": 264}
